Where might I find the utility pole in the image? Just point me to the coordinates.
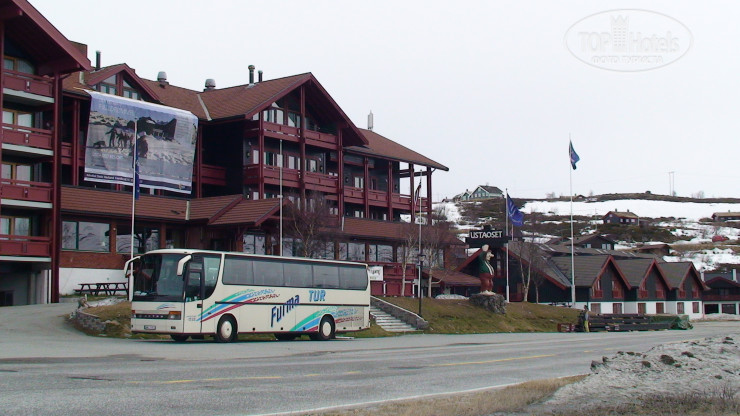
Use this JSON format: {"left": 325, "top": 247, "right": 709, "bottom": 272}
{"left": 668, "top": 171, "right": 675, "bottom": 196}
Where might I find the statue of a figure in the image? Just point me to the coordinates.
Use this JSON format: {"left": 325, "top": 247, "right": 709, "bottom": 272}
{"left": 478, "top": 244, "right": 495, "bottom": 294}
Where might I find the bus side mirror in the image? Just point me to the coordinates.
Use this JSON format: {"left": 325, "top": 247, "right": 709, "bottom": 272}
{"left": 177, "top": 255, "right": 192, "bottom": 276}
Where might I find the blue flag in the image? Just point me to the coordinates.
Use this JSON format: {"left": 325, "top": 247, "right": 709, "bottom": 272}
{"left": 569, "top": 140, "right": 580, "bottom": 170}
{"left": 506, "top": 194, "right": 524, "bottom": 226}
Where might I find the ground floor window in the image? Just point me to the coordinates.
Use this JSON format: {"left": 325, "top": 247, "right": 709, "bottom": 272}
{"left": 243, "top": 233, "right": 266, "bottom": 255}
{"left": 62, "top": 220, "right": 109, "bottom": 251}
{"left": 116, "top": 225, "right": 159, "bottom": 254}
{"left": 591, "top": 303, "right": 601, "bottom": 313}
{"left": 692, "top": 302, "right": 700, "bottom": 314}
{"left": 612, "top": 303, "right": 622, "bottom": 314}
{"left": 721, "top": 304, "right": 737, "bottom": 314}
{"left": 638, "top": 302, "right": 646, "bottom": 314}
{"left": 677, "top": 302, "right": 684, "bottom": 314}
{"left": 656, "top": 302, "right": 665, "bottom": 314}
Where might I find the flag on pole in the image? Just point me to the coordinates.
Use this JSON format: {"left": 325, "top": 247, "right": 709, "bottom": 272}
{"left": 569, "top": 140, "right": 580, "bottom": 170}
{"left": 414, "top": 180, "right": 422, "bottom": 200}
{"left": 506, "top": 194, "right": 524, "bottom": 226}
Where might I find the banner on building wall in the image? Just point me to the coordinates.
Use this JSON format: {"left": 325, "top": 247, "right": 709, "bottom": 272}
{"left": 83, "top": 91, "right": 198, "bottom": 194}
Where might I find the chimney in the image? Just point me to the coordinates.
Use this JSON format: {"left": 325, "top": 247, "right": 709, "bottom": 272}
{"left": 248, "top": 65, "right": 255, "bottom": 84}
{"left": 733, "top": 269, "right": 737, "bottom": 282}
{"left": 95, "top": 50, "right": 101, "bottom": 70}
{"left": 204, "top": 78, "right": 216, "bottom": 91}
{"left": 157, "top": 71, "right": 168, "bottom": 86}
{"left": 367, "top": 111, "right": 374, "bottom": 131}
{"left": 258, "top": 70, "right": 263, "bottom": 83}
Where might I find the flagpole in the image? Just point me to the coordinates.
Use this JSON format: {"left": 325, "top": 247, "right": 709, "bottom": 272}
{"left": 505, "top": 189, "right": 510, "bottom": 303}
{"left": 130, "top": 123, "right": 138, "bottom": 262}
{"left": 279, "top": 138, "right": 283, "bottom": 256}
{"left": 569, "top": 134, "right": 576, "bottom": 308}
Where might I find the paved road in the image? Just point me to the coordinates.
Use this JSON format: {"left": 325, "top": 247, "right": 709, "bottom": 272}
{"left": 0, "top": 303, "right": 737, "bottom": 415}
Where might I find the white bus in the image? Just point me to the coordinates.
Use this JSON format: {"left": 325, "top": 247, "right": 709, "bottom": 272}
{"left": 128, "top": 249, "right": 370, "bottom": 342}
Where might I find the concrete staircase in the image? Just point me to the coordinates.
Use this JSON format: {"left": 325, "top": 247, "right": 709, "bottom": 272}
{"left": 370, "top": 306, "right": 420, "bottom": 332}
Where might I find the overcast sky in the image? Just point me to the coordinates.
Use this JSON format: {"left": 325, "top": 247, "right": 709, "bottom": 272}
{"left": 31, "top": 0, "right": 740, "bottom": 200}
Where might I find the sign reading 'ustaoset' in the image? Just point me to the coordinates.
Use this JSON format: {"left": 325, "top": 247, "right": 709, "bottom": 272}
{"left": 564, "top": 9, "right": 692, "bottom": 72}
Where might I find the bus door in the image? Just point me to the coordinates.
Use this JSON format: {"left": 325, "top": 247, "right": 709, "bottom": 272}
{"left": 183, "top": 254, "right": 222, "bottom": 334}
{"left": 183, "top": 254, "right": 205, "bottom": 334}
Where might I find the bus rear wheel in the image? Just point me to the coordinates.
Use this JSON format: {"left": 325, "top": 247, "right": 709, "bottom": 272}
{"left": 170, "top": 334, "right": 189, "bottom": 342}
{"left": 310, "top": 316, "right": 335, "bottom": 341}
{"left": 215, "top": 316, "right": 237, "bottom": 343}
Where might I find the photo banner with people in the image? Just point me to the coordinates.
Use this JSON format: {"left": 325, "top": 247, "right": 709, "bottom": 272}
{"left": 83, "top": 91, "right": 198, "bottom": 194}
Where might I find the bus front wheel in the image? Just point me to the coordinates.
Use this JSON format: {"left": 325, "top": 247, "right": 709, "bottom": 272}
{"left": 215, "top": 316, "right": 237, "bottom": 343}
{"left": 310, "top": 316, "right": 335, "bottom": 341}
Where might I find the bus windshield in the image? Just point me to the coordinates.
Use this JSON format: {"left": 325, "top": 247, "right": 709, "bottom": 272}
{"left": 132, "top": 253, "right": 187, "bottom": 301}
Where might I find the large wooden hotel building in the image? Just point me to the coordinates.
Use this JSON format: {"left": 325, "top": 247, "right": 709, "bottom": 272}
{"left": 1, "top": 0, "right": 454, "bottom": 305}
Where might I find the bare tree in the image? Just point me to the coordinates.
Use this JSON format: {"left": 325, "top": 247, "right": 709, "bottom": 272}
{"left": 421, "top": 205, "right": 456, "bottom": 298}
{"left": 515, "top": 241, "right": 548, "bottom": 302}
{"left": 284, "top": 191, "right": 335, "bottom": 258}
{"left": 399, "top": 221, "right": 420, "bottom": 297}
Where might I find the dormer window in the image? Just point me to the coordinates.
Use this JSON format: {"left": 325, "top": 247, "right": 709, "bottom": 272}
{"left": 97, "top": 75, "right": 117, "bottom": 95}
{"left": 123, "top": 80, "right": 139, "bottom": 100}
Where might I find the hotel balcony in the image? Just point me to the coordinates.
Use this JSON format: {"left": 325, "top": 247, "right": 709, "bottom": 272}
{"left": 0, "top": 235, "right": 52, "bottom": 258}
{"left": 1, "top": 124, "right": 54, "bottom": 155}
{"left": 3, "top": 70, "right": 54, "bottom": 103}
{"left": 0, "top": 178, "right": 53, "bottom": 206}
{"left": 262, "top": 122, "right": 337, "bottom": 148}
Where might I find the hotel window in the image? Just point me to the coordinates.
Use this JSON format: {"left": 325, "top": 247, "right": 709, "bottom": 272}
{"left": 97, "top": 75, "right": 117, "bottom": 95}
{"left": 306, "top": 159, "right": 318, "bottom": 173}
{"left": 692, "top": 302, "right": 700, "bottom": 313}
{"left": 369, "top": 244, "right": 394, "bottom": 263}
{"left": 243, "top": 233, "right": 266, "bottom": 255}
{"left": 287, "top": 112, "right": 301, "bottom": 128}
{"left": 1, "top": 215, "right": 30, "bottom": 236}
{"left": 287, "top": 155, "right": 297, "bottom": 170}
{"left": 116, "top": 226, "right": 159, "bottom": 254}
{"left": 3, "top": 109, "right": 34, "bottom": 130}
{"left": 2, "top": 162, "right": 32, "bottom": 184}
{"left": 353, "top": 176, "right": 364, "bottom": 188}
{"left": 3, "top": 56, "right": 34, "bottom": 74}
{"left": 62, "top": 221, "right": 110, "bottom": 251}
{"left": 122, "top": 79, "right": 140, "bottom": 100}
{"left": 264, "top": 151, "right": 277, "bottom": 166}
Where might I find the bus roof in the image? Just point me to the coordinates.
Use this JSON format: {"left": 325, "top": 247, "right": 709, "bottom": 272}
{"left": 140, "top": 249, "right": 369, "bottom": 268}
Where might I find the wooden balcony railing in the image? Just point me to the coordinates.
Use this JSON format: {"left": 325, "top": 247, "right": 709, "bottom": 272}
{"left": 263, "top": 122, "right": 299, "bottom": 139}
{"left": 201, "top": 164, "right": 226, "bottom": 185}
{"left": 592, "top": 289, "right": 604, "bottom": 298}
{"left": 702, "top": 294, "right": 740, "bottom": 301}
{"left": 0, "top": 179, "right": 53, "bottom": 204}
{"left": 304, "top": 129, "right": 337, "bottom": 146}
{"left": 3, "top": 70, "right": 54, "bottom": 98}
{"left": 638, "top": 289, "right": 648, "bottom": 298}
{"left": 1, "top": 125, "right": 53, "bottom": 151}
{"left": 0, "top": 235, "right": 52, "bottom": 257}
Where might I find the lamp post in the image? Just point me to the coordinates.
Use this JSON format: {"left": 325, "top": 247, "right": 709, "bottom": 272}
{"left": 418, "top": 253, "right": 426, "bottom": 317}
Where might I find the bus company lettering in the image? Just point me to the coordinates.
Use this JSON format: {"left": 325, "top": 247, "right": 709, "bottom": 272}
{"left": 309, "top": 289, "right": 326, "bottom": 302}
{"left": 271, "top": 295, "right": 300, "bottom": 327}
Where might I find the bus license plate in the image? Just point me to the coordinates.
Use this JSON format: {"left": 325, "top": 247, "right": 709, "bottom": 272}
{"left": 144, "top": 325, "right": 156, "bottom": 330}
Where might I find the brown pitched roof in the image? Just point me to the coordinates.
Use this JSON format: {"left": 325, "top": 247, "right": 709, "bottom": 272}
{"left": 430, "top": 269, "right": 480, "bottom": 286}
{"left": 198, "top": 73, "right": 310, "bottom": 120}
{"left": 62, "top": 64, "right": 161, "bottom": 102}
{"left": 340, "top": 218, "right": 405, "bottom": 240}
{"left": 140, "top": 79, "right": 208, "bottom": 119}
{"left": 188, "top": 195, "right": 243, "bottom": 221}
{"left": 61, "top": 186, "right": 187, "bottom": 221}
{"left": 209, "top": 198, "right": 284, "bottom": 226}
{"left": 4, "top": 0, "right": 91, "bottom": 75}
{"left": 350, "top": 128, "right": 449, "bottom": 171}
{"left": 550, "top": 255, "right": 631, "bottom": 289}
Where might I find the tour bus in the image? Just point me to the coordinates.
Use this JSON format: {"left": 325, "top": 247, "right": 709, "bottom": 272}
{"left": 127, "top": 249, "right": 370, "bottom": 342}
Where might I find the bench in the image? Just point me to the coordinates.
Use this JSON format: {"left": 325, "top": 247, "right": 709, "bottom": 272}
{"left": 577, "top": 313, "right": 673, "bottom": 332}
{"left": 75, "top": 282, "right": 128, "bottom": 296}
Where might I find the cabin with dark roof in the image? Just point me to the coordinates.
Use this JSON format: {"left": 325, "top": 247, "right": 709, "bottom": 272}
{"left": 603, "top": 210, "right": 639, "bottom": 225}
{"left": 701, "top": 271, "right": 740, "bottom": 315}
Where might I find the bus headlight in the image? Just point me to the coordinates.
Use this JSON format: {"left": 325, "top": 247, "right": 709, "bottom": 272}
{"left": 167, "top": 311, "right": 182, "bottom": 320}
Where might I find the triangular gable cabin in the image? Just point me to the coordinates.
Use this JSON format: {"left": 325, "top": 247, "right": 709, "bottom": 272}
{"left": 603, "top": 210, "right": 639, "bottom": 225}
{"left": 657, "top": 262, "right": 707, "bottom": 319}
{"left": 549, "top": 255, "right": 631, "bottom": 313}
{"left": 1, "top": 0, "right": 91, "bottom": 304}
{"left": 614, "top": 258, "right": 671, "bottom": 314}
{"left": 701, "top": 271, "right": 740, "bottom": 315}
{"left": 572, "top": 234, "right": 616, "bottom": 250}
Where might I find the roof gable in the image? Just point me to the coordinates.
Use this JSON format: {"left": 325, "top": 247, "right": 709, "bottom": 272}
{"left": 2, "top": 0, "right": 91, "bottom": 75}
{"left": 63, "top": 64, "right": 161, "bottom": 102}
